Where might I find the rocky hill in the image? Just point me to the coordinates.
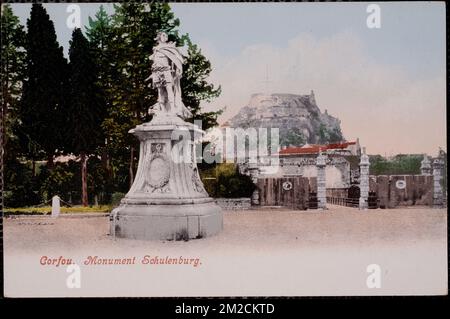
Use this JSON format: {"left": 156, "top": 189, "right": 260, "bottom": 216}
{"left": 226, "top": 92, "right": 344, "bottom": 147}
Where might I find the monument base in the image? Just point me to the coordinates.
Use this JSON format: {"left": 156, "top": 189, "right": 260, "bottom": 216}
{"left": 110, "top": 199, "right": 222, "bottom": 240}
{"left": 109, "top": 118, "right": 223, "bottom": 241}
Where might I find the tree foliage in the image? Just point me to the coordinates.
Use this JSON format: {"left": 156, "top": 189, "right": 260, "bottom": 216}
{"left": 280, "top": 127, "right": 305, "bottom": 147}
{"left": 200, "top": 163, "right": 256, "bottom": 198}
{"left": 67, "top": 28, "right": 106, "bottom": 205}
{"left": 318, "top": 123, "right": 343, "bottom": 144}
{"left": 181, "top": 40, "right": 222, "bottom": 129}
{"left": 20, "top": 4, "right": 69, "bottom": 164}
{"left": 67, "top": 28, "right": 105, "bottom": 155}
{"left": 369, "top": 154, "right": 422, "bottom": 175}
{"left": 1, "top": 4, "right": 26, "bottom": 156}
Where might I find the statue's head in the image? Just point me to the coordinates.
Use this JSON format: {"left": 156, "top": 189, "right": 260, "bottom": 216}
{"left": 155, "top": 31, "right": 168, "bottom": 43}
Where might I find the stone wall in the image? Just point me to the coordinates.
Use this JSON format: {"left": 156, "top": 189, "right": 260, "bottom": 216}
{"left": 257, "top": 177, "right": 310, "bottom": 209}
{"left": 325, "top": 174, "right": 433, "bottom": 208}
{"left": 369, "top": 175, "right": 389, "bottom": 208}
{"left": 369, "top": 175, "right": 433, "bottom": 208}
{"left": 215, "top": 198, "right": 252, "bottom": 210}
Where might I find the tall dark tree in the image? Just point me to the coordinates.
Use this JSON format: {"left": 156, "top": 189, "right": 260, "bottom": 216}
{"left": 1, "top": 5, "right": 40, "bottom": 208}
{"left": 1, "top": 4, "right": 26, "bottom": 159}
{"left": 86, "top": 5, "right": 115, "bottom": 196}
{"left": 86, "top": 5, "right": 112, "bottom": 58}
{"left": 20, "top": 4, "right": 68, "bottom": 171}
{"left": 67, "top": 28, "right": 106, "bottom": 206}
{"left": 86, "top": 5, "right": 114, "bottom": 116}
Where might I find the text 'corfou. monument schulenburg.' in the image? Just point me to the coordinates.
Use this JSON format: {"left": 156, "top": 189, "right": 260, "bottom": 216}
{"left": 110, "top": 32, "right": 223, "bottom": 241}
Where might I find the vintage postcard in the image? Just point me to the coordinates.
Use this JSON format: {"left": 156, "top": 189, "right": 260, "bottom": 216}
{"left": 0, "top": 1, "right": 447, "bottom": 302}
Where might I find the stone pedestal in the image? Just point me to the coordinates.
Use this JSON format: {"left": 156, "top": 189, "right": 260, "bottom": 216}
{"left": 110, "top": 115, "right": 223, "bottom": 240}
{"left": 359, "top": 148, "right": 370, "bottom": 210}
{"left": 316, "top": 152, "right": 327, "bottom": 210}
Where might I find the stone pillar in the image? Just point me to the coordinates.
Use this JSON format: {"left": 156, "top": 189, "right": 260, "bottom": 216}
{"left": 248, "top": 163, "right": 260, "bottom": 205}
{"left": 432, "top": 157, "right": 444, "bottom": 208}
{"left": 316, "top": 151, "right": 327, "bottom": 209}
{"left": 420, "top": 154, "right": 432, "bottom": 175}
{"left": 359, "top": 147, "right": 370, "bottom": 210}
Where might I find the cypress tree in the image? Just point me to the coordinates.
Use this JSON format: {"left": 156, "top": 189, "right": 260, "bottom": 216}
{"left": 67, "top": 28, "right": 105, "bottom": 206}
{"left": 86, "top": 5, "right": 115, "bottom": 195}
{"left": 20, "top": 4, "right": 69, "bottom": 169}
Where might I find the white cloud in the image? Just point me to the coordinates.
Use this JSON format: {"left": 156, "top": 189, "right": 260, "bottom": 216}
{"left": 198, "top": 31, "right": 446, "bottom": 155}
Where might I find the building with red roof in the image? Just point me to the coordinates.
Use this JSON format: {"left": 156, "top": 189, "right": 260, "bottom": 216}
{"left": 278, "top": 139, "right": 360, "bottom": 157}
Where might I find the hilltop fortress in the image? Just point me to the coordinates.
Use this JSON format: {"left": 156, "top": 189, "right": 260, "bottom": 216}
{"left": 224, "top": 91, "right": 344, "bottom": 146}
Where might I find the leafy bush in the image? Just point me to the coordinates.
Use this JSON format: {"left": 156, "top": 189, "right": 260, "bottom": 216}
{"left": 200, "top": 163, "right": 256, "bottom": 198}
{"left": 36, "top": 157, "right": 115, "bottom": 205}
{"left": 369, "top": 154, "right": 422, "bottom": 175}
{"left": 38, "top": 163, "right": 75, "bottom": 203}
{"left": 280, "top": 128, "right": 305, "bottom": 147}
{"left": 4, "top": 158, "right": 40, "bottom": 207}
{"left": 111, "top": 192, "right": 125, "bottom": 206}
{"left": 87, "top": 157, "right": 114, "bottom": 205}
{"left": 318, "top": 123, "right": 344, "bottom": 144}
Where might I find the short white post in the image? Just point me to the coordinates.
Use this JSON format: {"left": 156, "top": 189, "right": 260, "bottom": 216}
{"left": 51, "top": 195, "right": 60, "bottom": 218}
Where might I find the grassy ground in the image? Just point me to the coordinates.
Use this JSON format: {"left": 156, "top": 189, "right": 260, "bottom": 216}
{"left": 3, "top": 205, "right": 112, "bottom": 215}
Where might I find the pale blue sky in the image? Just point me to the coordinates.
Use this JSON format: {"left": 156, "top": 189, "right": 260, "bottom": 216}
{"left": 173, "top": 2, "right": 445, "bottom": 80}
{"left": 9, "top": 2, "right": 445, "bottom": 79}
{"left": 7, "top": 2, "right": 447, "bottom": 154}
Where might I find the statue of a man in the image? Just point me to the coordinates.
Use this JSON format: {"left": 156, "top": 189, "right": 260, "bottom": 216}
{"left": 147, "top": 31, "right": 192, "bottom": 119}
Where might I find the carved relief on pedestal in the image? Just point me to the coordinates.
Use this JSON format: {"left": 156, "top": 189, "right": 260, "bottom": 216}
{"left": 191, "top": 166, "right": 208, "bottom": 195}
{"left": 189, "top": 143, "right": 208, "bottom": 195}
{"left": 143, "top": 143, "right": 171, "bottom": 193}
